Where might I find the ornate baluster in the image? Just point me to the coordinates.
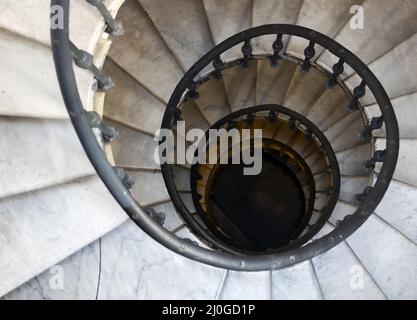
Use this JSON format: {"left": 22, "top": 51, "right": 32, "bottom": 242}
{"left": 114, "top": 167, "right": 136, "bottom": 190}
{"left": 302, "top": 41, "right": 316, "bottom": 71}
{"left": 70, "top": 41, "right": 115, "bottom": 91}
{"left": 85, "top": 111, "right": 117, "bottom": 143}
{"left": 354, "top": 187, "right": 373, "bottom": 203}
{"left": 328, "top": 59, "right": 345, "bottom": 87}
{"left": 364, "top": 150, "right": 386, "bottom": 170}
{"left": 213, "top": 56, "right": 223, "bottom": 79}
{"left": 86, "top": 0, "right": 124, "bottom": 36}
{"left": 241, "top": 40, "right": 252, "bottom": 69}
{"left": 347, "top": 81, "right": 366, "bottom": 112}
{"left": 270, "top": 34, "right": 284, "bottom": 67}
{"left": 361, "top": 116, "right": 384, "bottom": 138}
{"left": 188, "top": 81, "right": 199, "bottom": 99}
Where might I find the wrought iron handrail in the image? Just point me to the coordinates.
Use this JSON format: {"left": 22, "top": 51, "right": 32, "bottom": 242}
{"left": 51, "top": 0, "right": 399, "bottom": 271}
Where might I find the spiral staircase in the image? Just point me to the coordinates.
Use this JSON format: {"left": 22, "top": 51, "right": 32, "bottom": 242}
{"left": 1, "top": 0, "right": 417, "bottom": 300}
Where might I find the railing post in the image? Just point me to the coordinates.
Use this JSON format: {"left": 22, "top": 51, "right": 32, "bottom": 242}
{"left": 328, "top": 59, "right": 344, "bottom": 87}
{"left": 86, "top": 0, "right": 124, "bottom": 36}
{"left": 69, "top": 42, "right": 115, "bottom": 91}
{"left": 270, "top": 34, "right": 284, "bottom": 67}
{"left": 302, "top": 41, "right": 316, "bottom": 71}
{"left": 86, "top": 111, "right": 118, "bottom": 143}
{"left": 347, "top": 81, "right": 366, "bottom": 112}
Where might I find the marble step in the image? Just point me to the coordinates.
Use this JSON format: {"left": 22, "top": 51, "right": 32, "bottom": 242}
{"left": 202, "top": 0, "right": 252, "bottom": 61}
{"left": 330, "top": 206, "right": 417, "bottom": 300}
{"left": 256, "top": 59, "right": 297, "bottom": 106}
{"left": 0, "top": 118, "right": 95, "bottom": 199}
{"left": 318, "top": 0, "right": 417, "bottom": 78}
{"left": 373, "top": 180, "right": 417, "bottom": 244}
{"left": 375, "top": 138, "right": 417, "bottom": 188}
{"left": 218, "top": 271, "right": 271, "bottom": 300}
{"left": 0, "top": 175, "right": 127, "bottom": 297}
{"left": 138, "top": 0, "right": 213, "bottom": 71}
{"left": 283, "top": 66, "right": 328, "bottom": 115}
{"left": 102, "top": 59, "right": 165, "bottom": 136}
{"left": 0, "top": 28, "right": 92, "bottom": 119}
{"left": 95, "top": 220, "right": 225, "bottom": 299}
{"left": 336, "top": 144, "right": 372, "bottom": 176}
{"left": 339, "top": 176, "right": 370, "bottom": 205}
{"left": 272, "top": 261, "right": 323, "bottom": 300}
{"left": 312, "top": 224, "right": 386, "bottom": 300}
{"left": 106, "top": 120, "right": 159, "bottom": 170}
{"left": 252, "top": 0, "right": 302, "bottom": 53}
{"left": 194, "top": 78, "right": 231, "bottom": 126}
{"left": 0, "top": 0, "right": 124, "bottom": 52}
{"left": 286, "top": 0, "right": 362, "bottom": 59}
{"left": 324, "top": 112, "right": 367, "bottom": 153}
{"left": 306, "top": 84, "right": 351, "bottom": 132}
{"left": 223, "top": 61, "right": 258, "bottom": 112}
{"left": 365, "top": 92, "right": 417, "bottom": 139}
{"left": 344, "top": 32, "right": 417, "bottom": 106}
{"left": 108, "top": 0, "right": 184, "bottom": 103}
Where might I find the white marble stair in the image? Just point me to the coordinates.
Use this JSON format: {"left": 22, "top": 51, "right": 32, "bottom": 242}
{"left": 3, "top": 0, "right": 417, "bottom": 301}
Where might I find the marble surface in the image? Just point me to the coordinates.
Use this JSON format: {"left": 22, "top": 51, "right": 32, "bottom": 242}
{"left": 312, "top": 225, "right": 386, "bottom": 300}
{"left": 0, "top": 29, "right": 92, "bottom": 119}
{"left": 318, "top": 0, "right": 417, "bottom": 79}
{"left": 366, "top": 92, "right": 417, "bottom": 139}
{"left": 219, "top": 271, "right": 271, "bottom": 300}
{"left": 0, "top": 176, "right": 127, "bottom": 297}
{"left": 0, "top": 118, "right": 94, "bottom": 199}
{"left": 272, "top": 261, "right": 323, "bottom": 300}
{"left": 138, "top": 0, "right": 213, "bottom": 71}
{"left": 108, "top": 0, "right": 184, "bottom": 103}
{"left": 344, "top": 32, "right": 417, "bottom": 106}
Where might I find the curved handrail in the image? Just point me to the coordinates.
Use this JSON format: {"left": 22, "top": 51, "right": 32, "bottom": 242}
{"left": 51, "top": 0, "right": 399, "bottom": 271}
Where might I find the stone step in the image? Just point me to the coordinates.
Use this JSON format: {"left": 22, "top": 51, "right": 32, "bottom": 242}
{"left": 366, "top": 92, "right": 417, "bottom": 139}
{"left": 0, "top": 176, "right": 127, "bottom": 297}
{"left": 375, "top": 138, "right": 417, "bottom": 188}
{"left": 283, "top": 66, "right": 328, "bottom": 115}
{"left": 336, "top": 144, "right": 372, "bottom": 176}
{"left": 0, "top": 118, "right": 95, "bottom": 199}
{"left": 252, "top": 0, "right": 302, "bottom": 54}
{"left": 108, "top": 0, "right": 184, "bottom": 103}
{"left": 0, "top": 29, "right": 92, "bottom": 119}
{"left": 318, "top": 0, "right": 417, "bottom": 78}
{"left": 0, "top": 0, "right": 124, "bottom": 51}
{"left": 223, "top": 61, "right": 257, "bottom": 112}
{"left": 344, "top": 32, "right": 417, "bottom": 106}
{"left": 286, "top": 0, "right": 360, "bottom": 59}
{"left": 202, "top": 0, "right": 252, "bottom": 61}
{"left": 272, "top": 261, "right": 323, "bottom": 300}
{"left": 218, "top": 271, "right": 271, "bottom": 300}
{"left": 103, "top": 59, "right": 165, "bottom": 136}
{"left": 138, "top": 0, "right": 213, "bottom": 71}
{"left": 256, "top": 59, "right": 297, "bottom": 106}
{"left": 312, "top": 224, "right": 386, "bottom": 300}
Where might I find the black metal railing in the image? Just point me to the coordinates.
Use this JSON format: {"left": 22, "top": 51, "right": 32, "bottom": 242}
{"left": 51, "top": 0, "right": 399, "bottom": 271}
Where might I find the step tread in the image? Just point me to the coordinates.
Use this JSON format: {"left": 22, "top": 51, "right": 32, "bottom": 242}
{"left": 0, "top": 175, "right": 127, "bottom": 297}
{"left": 138, "top": 0, "right": 213, "bottom": 71}
{"left": 344, "top": 33, "right": 417, "bottom": 106}
{"left": 252, "top": 0, "right": 302, "bottom": 53}
{"left": 108, "top": 0, "right": 184, "bottom": 103}
{"left": 272, "top": 261, "right": 323, "bottom": 300}
{"left": 203, "top": 0, "right": 252, "bottom": 61}
{"left": 375, "top": 138, "right": 417, "bottom": 188}
{"left": 219, "top": 271, "right": 271, "bottom": 300}
{"left": 344, "top": 214, "right": 417, "bottom": 299}
{"left": 318, "top": 0, "right": 417, "bottom": 78}
{"left": 103, "top": 59, "right": 165, "bottom": 135}
{"left": 312, "top": 224, "right": 386, "bottom": 300}
{"left": 0, "top": 118, "right": 95, "bottom": 199}
{"left": 286, "top": 0, "right": 361, "bottom": 59}
{"left": 0, "top": 29, "right": 92, "bottom": 119}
